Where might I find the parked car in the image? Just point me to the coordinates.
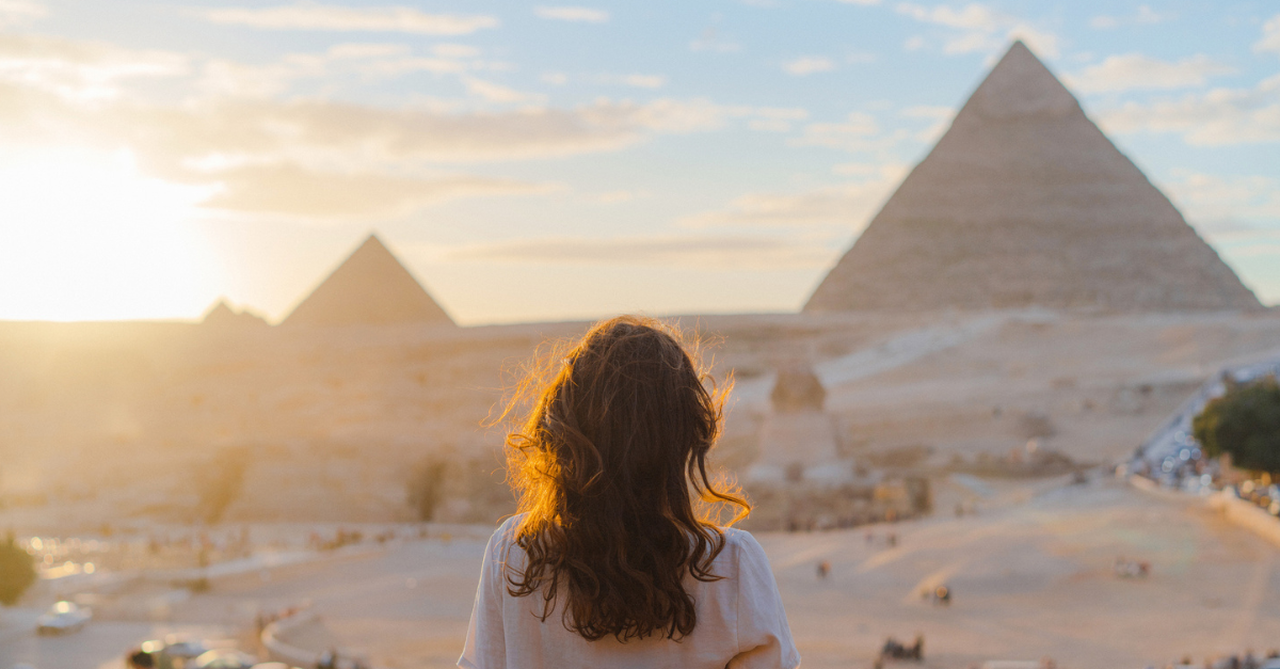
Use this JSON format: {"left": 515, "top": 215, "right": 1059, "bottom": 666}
{"left": 161, "top": 636, "right": 207, "bottom": 660}
{"left": 35, "top": 601, "right": 91, "bottom": 635}
{"left": 194, "top": 649, "right": 258, "bottom": 669}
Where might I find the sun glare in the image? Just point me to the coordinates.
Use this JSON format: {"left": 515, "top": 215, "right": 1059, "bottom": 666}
{"left": 0, "top": 148, "right": 221, "bottom": 321}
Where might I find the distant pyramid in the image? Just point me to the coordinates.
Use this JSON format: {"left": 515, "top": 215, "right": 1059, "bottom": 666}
{"left": 201, "top": 298, "right": 268, "bottom": 327}
{"left": 283, "top": 234, "right": 454, "bottom": 326}
{"left": 805, "top": 41, "right": 1260, "bottom": 313}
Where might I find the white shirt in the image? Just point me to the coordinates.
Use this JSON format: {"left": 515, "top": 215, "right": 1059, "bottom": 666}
{"left": 459, "top": 516, "right": 800, "bottom": 669}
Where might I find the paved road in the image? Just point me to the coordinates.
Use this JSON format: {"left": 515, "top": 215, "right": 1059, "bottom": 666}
{"left": 0, "top": 617, "right": 230, "bottom": 669}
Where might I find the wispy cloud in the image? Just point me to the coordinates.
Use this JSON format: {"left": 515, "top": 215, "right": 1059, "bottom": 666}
{"left": 1097, "top": 74, "right": 1280, "bottom": 146}
{"left": 895, "top": 2, "right": 1059, "bottom": 58}
{"left": 196, "top": 43, "right": 471, "bottom": 98}
{"left": 0, "top": 33, "right": 188, "bottom": 101}
{"left": 1257, "top": 13, "right": 1280, "bottom": 56}
{"left": 789, "top": 111, "right": 909, "bottom": 153}
{"left": 462, "top": 76, "right": 545, "bottom": 104}
{"left": 448, "top": 235, "right": 835, "bottom": 269}
{"left": 681, "top": 165, "right": 906, "bottom": 232}
{"left": 1090, "top": 5, "right": 1172, "bottom": 30}
{"left": 0, "top": 0, "right": 44, "bottom": 27}
{"left": 690, "top": 26, "right": 741, "bottom": 53}
{"left": 534, "top": 6, "right": 609, "bottom": 23}
{"left": 620, "top": 74, "right": 665, "bottom": 88}
{"left": 533, "top": 72, "right": 665, "bottom": 88}
{"left": 1065, "top": 54, "right": 1234, "bottom": 94}
{"left": 204, "top": 3, "right": 499, "bottom": 35}
{"left": 1161, "top": 170, "right": 1280, "bottom": 232}
{"left": 200, "top": 163, "right": 549, "bottom": 218}
{"left": 784, "top": 56, "right": 835, "bottom": 76}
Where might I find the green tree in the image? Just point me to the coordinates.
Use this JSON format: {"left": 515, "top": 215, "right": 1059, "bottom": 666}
{"left": 0, "top": 532, "right": 37, "bottom": 606}
{"left": 1193, "top": 376, "right": 1280, "bottom": 473}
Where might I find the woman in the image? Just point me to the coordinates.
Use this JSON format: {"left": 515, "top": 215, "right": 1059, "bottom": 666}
{"left": 460, "top": 316, "right": 799, "bottom": 669}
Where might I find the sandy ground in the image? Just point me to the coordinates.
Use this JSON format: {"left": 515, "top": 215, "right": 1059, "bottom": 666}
{"left": 6, "top": 310, "right": 1280, "bottom": 527}
{"left": 6, "top": 477, "right": 1280, "bottom": 669}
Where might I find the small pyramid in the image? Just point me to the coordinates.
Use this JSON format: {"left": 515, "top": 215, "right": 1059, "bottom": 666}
{"left": 201, "top": 298, "right": 268, "bottom": 327}
{"left": 282, "top": 234, "right": 454, "bottom": 327}
{"left": 805, "top": 41, "right": 1260, "bottom": 313}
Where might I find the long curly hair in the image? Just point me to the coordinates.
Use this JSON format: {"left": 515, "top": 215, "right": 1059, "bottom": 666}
{"left": 497, "top": 315, "right": 750, "bottom": 642}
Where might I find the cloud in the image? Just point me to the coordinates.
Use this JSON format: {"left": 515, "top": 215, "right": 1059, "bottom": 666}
{"left": 789, "top": 112, "right": 911, "bottom": 152}
{"left": 1096, "top": 74, "right": 1280, "bottom": 145}
{"left": 1257, "top": 13, "right": 1280, "bottom": 55}
{"left": 680, "top": 165, "right": 906, "bottom": 231}
{"left": 833, "top": 0, "right": 881, "bottom": 5}
{"left": 690, "top": 26, "right": 741, "bottom": 53}
{"left": 1160, "top": 171, "right": 1280, "bottom": 232}
{"left": 895, "top": 2, "right": 1059, "bottom": 58}
{"left": 196, "top": 44, "right": 470, "bottom": 98}
{"left": 447, "top": 235, "right": 835, "bottom": 269}
{"left": 747, "top": 106, "right": 808, "bottom": 132}
{"left": 620, "top": 74, "right": 665, "bottom": 89}
{"left": 198, "top": 162, "right": 549, "bottom": 218}
{"left": 532, "top": 72, "right": 666, "bottom": 88}
{"left": 204, "top": 3, "right": 498, "bottom": 35}
{"left": 784, "top": 56, "right": 835, "bottom": 76}
{"left": 0, "top": 0, "right": 44, "bottom": 27}
{"left": 1065, "top": 54, "right": 1234, "bottom": 94}
{"left": 1090, "top": 5, "right": 1172, "bottom": 30}
{"left": 433, "top": 43, "right": 480, "bottom": 59}
{"left": 462, "top": 76, "right": 545, "bottom": 104}
{"left": 534, "top": 6, "right": 609, "bottom": 23}
{"left": 0, "top": 33, "right": 188, "bottom": 101}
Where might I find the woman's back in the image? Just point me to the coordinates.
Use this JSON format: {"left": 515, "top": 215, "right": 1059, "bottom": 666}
{"left": 460, "top": 515, "right": 798, "bottom": 669}
{"left": 459, "top": 316, "right": 799, "bottom": 668}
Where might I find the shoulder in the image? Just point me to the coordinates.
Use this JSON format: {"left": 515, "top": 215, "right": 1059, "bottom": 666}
{"left": 718, "top": 527, "right": 775, "bottom": 579}
{"left": 718, "top": 527, "right": 770, "bottom": 569}
{"left": 488, "top": 514, "right": 524, "bottom": 550}
{"left": 721, "top": 526, "right": 764, "bottom": 555}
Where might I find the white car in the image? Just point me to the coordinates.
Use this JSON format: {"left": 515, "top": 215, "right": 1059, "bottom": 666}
{"left": 194, "top": 649, "right": 258, "bottom": 669}
{"left": 162, "top": 637, "right": 208, "bottom": 660}
{"left": 35, "top": 601, "right": 91, "bottom": 636}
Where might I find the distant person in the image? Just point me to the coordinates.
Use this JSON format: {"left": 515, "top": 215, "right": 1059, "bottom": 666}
{"left": 459, "top": 316, "right": 799, "bottom": 669}
{"left": 816, "top": 560, "right": 830, "bottom": 580}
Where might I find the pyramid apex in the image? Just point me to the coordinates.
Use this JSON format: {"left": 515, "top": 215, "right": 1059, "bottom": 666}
{"left": 959, "top": 38, "right": 1076, "bottom": 121}
{"left": 803, "top": 39, "right": 1261, "bottom": 314}
{"left": 202, "top": 298, "right": 235, "bottom": 320}
{"left": 283, "top": 234, "right": 454, "bottom": 327}
{"left": 202, "top": 298, "right": 269, "bottom": 327}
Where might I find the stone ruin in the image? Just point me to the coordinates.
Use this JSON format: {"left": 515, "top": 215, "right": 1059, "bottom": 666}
{"left": 747, "top": 365, "right": 848, "bottom": 485}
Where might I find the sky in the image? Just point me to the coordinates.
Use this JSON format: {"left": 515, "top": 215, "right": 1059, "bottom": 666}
{"left": 0, "top": 0, "right": 1277, "bottom": 325}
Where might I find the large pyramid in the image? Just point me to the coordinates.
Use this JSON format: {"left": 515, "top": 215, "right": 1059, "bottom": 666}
{"left": 805, "top": 41, "right": 1260, "bottom": 313}
{"left": 283, "top": 234, "right": 454, "bottom": 326}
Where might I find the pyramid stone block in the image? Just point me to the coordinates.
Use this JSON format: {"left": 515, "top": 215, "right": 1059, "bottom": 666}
{"left": 283, "top": 234, "right": 454, "bottom": 327}
{"left": 805, "top": 42, "right": 1260, "bottom": 313}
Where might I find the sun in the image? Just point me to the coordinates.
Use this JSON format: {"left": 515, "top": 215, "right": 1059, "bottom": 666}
{"left": 0, "top": 147, "right": 222, "bottom": 322}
